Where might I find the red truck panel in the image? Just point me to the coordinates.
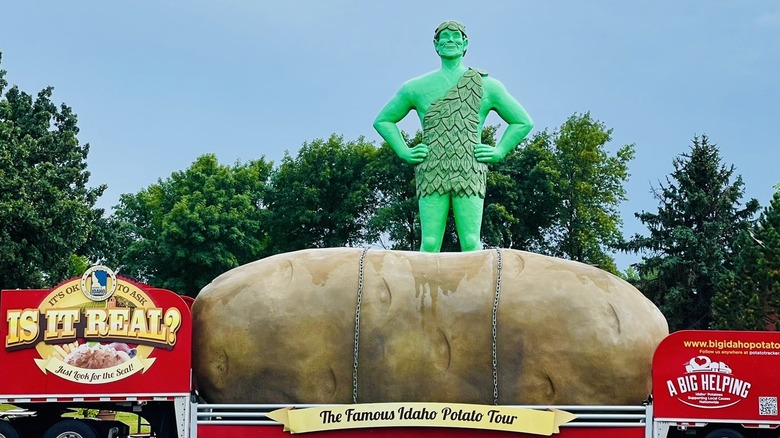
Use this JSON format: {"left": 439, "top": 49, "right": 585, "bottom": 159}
{"left": 0, "top": 276, "right": 192, "bottom": 399}
{"left": 653, "top": 330, "right": 780, "bottom": 422}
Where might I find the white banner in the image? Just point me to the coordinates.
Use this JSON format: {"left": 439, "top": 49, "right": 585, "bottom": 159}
{"left": 34, "top": 356, "right": 155, "bottom": 384}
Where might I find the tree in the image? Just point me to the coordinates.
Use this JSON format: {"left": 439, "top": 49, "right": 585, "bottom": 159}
{"left": 624, "top": 135, "right": 760, "bottom": 331}
{"left": 368, "top": 115, "right": 631, "bottom": 261}
{"left": 0, "top": 54, "right": 105, "bottom": 289}
{"left": 366, "top": 131, "right": 420, "bottom": 250}
{"left": 532, "top": 113, "right": 634, "bottom": 271}
{"left": 265, "top": 134, "right": 378, "bottom": 253}
{"left": 79, "top": 212, "right": 133, "bottom": 270}
{"left": 712, "top": 185, "right": 780, "bottom": 330}
{"left": 113, "top": 154, "right": 272, "bottom": 296}
{"left": 482, "top": 129, "right": 560, "bottom": 251}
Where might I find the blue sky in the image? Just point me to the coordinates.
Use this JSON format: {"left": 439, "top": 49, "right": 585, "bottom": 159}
{"left": 2, "top": 1, "right": 778, "bottom": 269}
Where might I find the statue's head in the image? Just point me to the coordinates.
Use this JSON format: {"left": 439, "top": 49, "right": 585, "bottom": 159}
{"left": 433, "top": 20, "right": 468, "bottom": 58}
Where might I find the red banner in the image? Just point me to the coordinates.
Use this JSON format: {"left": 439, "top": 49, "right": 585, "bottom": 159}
{"left": 0, "top": 268, "right": 191, "bottom": 397}
{"left": 653, "top": 330, "right": 780, "bottom": 421}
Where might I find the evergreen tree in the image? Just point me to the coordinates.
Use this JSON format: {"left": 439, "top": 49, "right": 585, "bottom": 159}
{"left": 625, "top": 135, "right": 760, "bottom": 330}
{"left": 712, "top": 186, "right": 780, "bottom": 330}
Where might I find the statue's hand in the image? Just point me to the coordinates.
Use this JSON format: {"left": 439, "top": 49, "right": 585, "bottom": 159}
{"left": 401, "top": 143, "right": 429, "bottom": 164}
{"left": 474, "top": 144, "right": 504, "bottom": 163}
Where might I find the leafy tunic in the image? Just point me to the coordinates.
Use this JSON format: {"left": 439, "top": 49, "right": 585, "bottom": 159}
{"left": 415, "top": 68, "right": 487, "bottom": 198}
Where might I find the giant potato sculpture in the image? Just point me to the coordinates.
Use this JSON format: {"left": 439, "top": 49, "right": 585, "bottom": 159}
{"left": 192, "top": 248, "right": 667, "bottom": 405}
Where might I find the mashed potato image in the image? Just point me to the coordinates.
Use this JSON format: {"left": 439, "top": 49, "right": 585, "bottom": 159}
{"left": 64, "top": 343, "right": 131, "bottom": 369}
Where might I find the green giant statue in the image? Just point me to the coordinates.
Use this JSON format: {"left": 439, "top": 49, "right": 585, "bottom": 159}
{"left": 374, "top": 21, "right": 534, "bottom": 252}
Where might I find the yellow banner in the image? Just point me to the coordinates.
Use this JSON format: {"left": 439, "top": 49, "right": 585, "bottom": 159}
{"left": 267, "top": 402, "right": 576, "bottom": 435}
{"left": 33, "top": 356, "right": 155, "bottom": 384}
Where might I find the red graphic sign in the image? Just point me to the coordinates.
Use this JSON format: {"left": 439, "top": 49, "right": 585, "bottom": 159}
{"left": 653, "top": 330, "right": 780, "bottom": 421}
{"left": 1, "top": 270, "right": 192, "bottom": 397}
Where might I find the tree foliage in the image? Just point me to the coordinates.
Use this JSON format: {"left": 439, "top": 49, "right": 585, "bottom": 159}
{"left": 367, "top": 115, "right": 632, "bottom": 264}
{"left": 482, "top": 130, "right": 560, "bottom": 251}
{"left": 366, "top": 130, "right": 420, "bottom": 250}
{"left": 512, "top": 113, "right": 633, "bottom": 272}
{"left": 113, "top": 154, "right": 272, "bottom": 296}
{"left": 0, "top": 54, "right": 105, "bottom": 289}
{"left": 625, "top": 135, "right": 760, "bottom": 331}
{"left": 265, "top": 134, "right": 378, "bottom": 253}
{"left": 712, "top": 185, "right": 780, "bottom": 330}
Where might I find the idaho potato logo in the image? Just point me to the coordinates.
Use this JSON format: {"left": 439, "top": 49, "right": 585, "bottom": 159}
{"left": 4, "top": 267, "right": 182, "bottom": 384}
{"left": 80, "top": 265, "right": 117, "bottom": 302}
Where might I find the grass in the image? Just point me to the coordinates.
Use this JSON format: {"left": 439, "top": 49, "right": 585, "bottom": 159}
{"left": 116, "top": 410, "right": 152, "bottom": 434}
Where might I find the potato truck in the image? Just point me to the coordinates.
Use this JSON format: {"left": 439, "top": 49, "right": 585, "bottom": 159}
{"left": 1, "top": 266, "right": 779, "bottom": 437}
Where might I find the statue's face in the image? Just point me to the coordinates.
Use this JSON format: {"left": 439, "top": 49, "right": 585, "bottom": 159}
{"left": 434, "top": 29, "right": 468, "bottom": 59}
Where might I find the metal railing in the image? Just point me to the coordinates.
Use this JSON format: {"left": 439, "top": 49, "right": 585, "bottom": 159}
{"left": 196, "top": 403, "right": 647, "bottom": 428}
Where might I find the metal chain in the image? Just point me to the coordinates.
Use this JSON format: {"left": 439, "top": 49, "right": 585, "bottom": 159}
{"left": 352, "top": 247, "right": 370, "bottom": 404}
{"left": 492, "top": 248, "right": 503, "bottom": 405}
{"left": 352, "top": 247, "right": 502, "bottom": 404}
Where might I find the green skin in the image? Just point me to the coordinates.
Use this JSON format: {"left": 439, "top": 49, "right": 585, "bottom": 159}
{"left": 374, "top": 27, "right": 534, "bottom": 252}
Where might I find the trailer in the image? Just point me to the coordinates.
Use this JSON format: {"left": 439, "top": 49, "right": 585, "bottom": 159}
{"left": 1, "top": 267, "right": 779, "bottom": 437}
{"left": 0, "top": 268, "right": 192, "bottom": 438}
{"left": 651, "top": 329, "right": 780, "bottom": 438}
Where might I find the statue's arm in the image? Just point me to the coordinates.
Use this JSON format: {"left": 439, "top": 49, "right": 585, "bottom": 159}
{"left": 475, "top": 78, "right": 534, "bottom": 163}
{"left": 373, "top": 86, "right": 428, "bottom": 164}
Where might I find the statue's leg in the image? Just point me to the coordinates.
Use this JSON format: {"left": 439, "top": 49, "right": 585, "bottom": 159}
{"left": 418, "top": 194, "right": 450, "bottom": 252}
{"left": 452, "top": 195, "right": 485, "bottom": 251}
